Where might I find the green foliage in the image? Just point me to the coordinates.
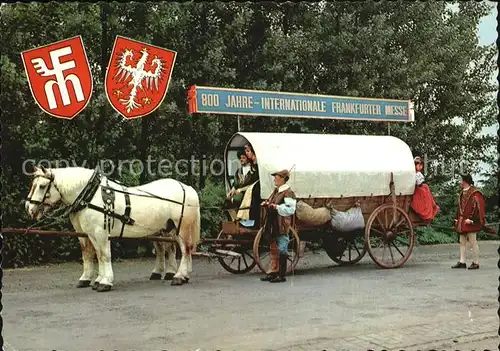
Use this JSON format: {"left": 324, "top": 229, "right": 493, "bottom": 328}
{"left": 1, "top": 1, "right": 497, "bottom": 266}
{"left": 415, "top": 227, "right": 458, "bottom": 245}
{"left": 4, "top": 235, "right": 46, "bottom": 268}
{"left": 199, "top": 178, "right": 226, "bottom": 251}
{"left": 479, "top": 159, "right": 499, "bottom": 224}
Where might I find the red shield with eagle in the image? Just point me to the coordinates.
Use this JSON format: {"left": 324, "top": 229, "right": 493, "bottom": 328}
{"left": 105, "top": 36, "right": 177, "bottom": 119}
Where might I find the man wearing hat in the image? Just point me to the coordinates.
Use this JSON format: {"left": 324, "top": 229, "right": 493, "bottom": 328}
{"left": 260, "top": 169, "right": 297, "bottom": 283}
{"left": 452, "top": 174, "right": 492, "bottom": 270}
{"left": 225, "top": 149, "right": 258, "bottom": 212}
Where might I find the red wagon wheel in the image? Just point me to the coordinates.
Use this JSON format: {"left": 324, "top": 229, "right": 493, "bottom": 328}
{"left": 216, "top": 231, "right": 256, "bottom": 274}
{"left": 253, "top": 226, "right": 300, "bottom": 274}
{"left": 365, "top": 204, "right": 415, "bottom": 269}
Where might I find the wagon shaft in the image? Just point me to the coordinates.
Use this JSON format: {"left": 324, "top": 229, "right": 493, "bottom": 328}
{"left": 1, "top": 228, "right": 88, "bottom": 237}
{"left": 109, "top": 236, "right": 177, "bottom": 243}
{"left": 213, "top": 249, "right": 242, "bottom": 258}
{"left": 191, "top": 252, "right": 220, "bottom": 258}
{"left": 1, "top": 227, "right": 177, "bottom": 243}
{"left": 1, "top": 228, "right": 260, "bottom": 245}
{"left": 203, "top": 238, "right": 254, "bottom": 244}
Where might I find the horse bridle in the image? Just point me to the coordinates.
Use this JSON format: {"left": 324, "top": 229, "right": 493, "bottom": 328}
{"left": 27, "top": 167, "right": 103, "bottom": 211}
{"left": 26, "top": 171, "right": 61, "bottom": 207}
{"left": 24, "top": 167, "right": 103, "bottom": 232}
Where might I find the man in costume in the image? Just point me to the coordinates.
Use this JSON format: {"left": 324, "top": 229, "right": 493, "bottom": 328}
{"left": 260, "top": 169, "right": 296, "bottom": 283}
{"left": 225, "top": 150, "right": 258, "bottom": 217}
{"left": 452, "top": 174, "right": 493, "bottom": 270}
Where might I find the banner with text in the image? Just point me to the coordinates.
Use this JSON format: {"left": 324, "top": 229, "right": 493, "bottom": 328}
{"left": 187, "top": 85, "right": 414, "bottom": 122}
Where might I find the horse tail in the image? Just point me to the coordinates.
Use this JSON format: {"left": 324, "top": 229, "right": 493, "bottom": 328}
{"left": 179, "top": 186, "right": 201, "bottom": 254}
{"left": 191, "top": 191, "right": 201, "bottom": 252}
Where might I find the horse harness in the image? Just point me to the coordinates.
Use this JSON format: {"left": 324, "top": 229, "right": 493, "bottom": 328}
{"left": 60, "top": 169, "right": 133, "bottom": 237}
{"left": 26, "top": 171, "right": 60, "bottom": 206}
{"left": 28, "top": 167, "right": 187, "bottom": 238}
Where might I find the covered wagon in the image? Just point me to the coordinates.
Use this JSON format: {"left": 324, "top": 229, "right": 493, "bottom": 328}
{"left": 213, "top": 132, "right": 428, "bottom": 274}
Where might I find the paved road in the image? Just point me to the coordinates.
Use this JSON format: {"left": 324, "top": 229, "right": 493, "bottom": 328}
{"left": 3, "top": 241, "right": 499, "bottom": 351}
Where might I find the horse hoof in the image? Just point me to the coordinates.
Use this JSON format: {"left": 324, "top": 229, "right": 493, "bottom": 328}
{"left": 171, "top": 277, "right": 185, "bottom": 286}
{"left": 150, "top": 273, "right": 162, "bottom": 280}
{"left": 91, "top": 282, "right": 99, "bottom": 290}
{"left": 76, "top": 280, "right": 91, "bottom": 288}
{"left": 96, "top": 284, "right": 112, "bottom": 292}
{"left": 164, "top": 273, "right": 175, "bottom": 281}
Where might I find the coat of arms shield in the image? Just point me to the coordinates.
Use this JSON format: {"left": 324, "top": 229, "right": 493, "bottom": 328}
{"left": 20, "top": 36, "right": 93, "bottom": 119}
{"left": 105, "top": 36, "right": 177, "bottom": 119}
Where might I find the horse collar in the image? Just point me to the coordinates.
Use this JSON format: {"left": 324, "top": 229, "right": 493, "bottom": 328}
{"left": 69, "top": 168, "right": 103, "bottom": 213}
{"left": 69, "top": 169, "right": 135, "bottom": 236}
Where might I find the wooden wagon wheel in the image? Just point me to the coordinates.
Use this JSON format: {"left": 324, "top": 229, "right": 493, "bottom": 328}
{"left": 323, "top": 232, "right": 367, "bottom": 265}
{"left": 253, "top": 226, "right": 300, "bottom": 274}
{"left": 365, "top": 204, "right": 415, "bottom": 269}
{"left": 216, "top": 231, "right": 257, "bottom": 274}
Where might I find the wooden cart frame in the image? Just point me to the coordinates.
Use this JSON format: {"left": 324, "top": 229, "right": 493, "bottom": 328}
{"left": 213, "top": 132, "right": 428, "bottom": 274}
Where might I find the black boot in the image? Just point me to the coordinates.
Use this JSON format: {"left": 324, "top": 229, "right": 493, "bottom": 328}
{"left": 451, "top": 262, "right": 466, "bottom": 269}
{"left": 270, "top": 253, "right": 287, "bottom": 283}
{"left": 468, "top": 262, "right": 479, "bottom": 270}
{"left": 260, "top": 272, "right": 277, "bottom": 281}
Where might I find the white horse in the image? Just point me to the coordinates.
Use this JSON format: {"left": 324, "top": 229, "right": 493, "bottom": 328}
{"left": 25, "top": 166, "right": 201, "bottom": 292}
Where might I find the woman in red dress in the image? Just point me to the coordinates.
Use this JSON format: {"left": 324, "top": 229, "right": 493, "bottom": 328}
{"left": 410, "top": 156, "right": 439, "bottom": 222}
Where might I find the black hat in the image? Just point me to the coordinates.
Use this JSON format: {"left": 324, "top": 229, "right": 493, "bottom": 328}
{"left": 461, "top": 174, "right": 474, "bottom": 185}
{"left": 237, "top": 149, "right": 246, "bottom": 158}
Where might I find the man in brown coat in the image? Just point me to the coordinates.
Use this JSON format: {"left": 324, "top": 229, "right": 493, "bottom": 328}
{"left": 225, "top": 150, "right": 258, "bottom": 209}
{"left": 260, "top": 169, "right": 297, "bottom": 283}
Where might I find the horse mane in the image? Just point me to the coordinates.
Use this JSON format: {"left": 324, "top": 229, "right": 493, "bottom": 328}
{"left": 51, "top": 167, "right": 96, "bottom": 199}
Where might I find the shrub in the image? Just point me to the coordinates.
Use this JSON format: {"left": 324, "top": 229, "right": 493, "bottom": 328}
{"left": 198, "top": 177, "right": 226, "bottom": 251}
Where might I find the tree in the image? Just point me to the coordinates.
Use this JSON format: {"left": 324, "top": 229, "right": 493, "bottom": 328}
{"left": 1, "top": 1, "right": 496, "bottom": 266}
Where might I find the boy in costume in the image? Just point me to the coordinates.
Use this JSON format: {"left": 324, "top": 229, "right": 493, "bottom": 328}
{"left": 260, "top": 169, "right": 296, "bottom": 283}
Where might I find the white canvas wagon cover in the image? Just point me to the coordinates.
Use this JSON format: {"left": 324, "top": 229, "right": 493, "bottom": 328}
{"left": 225, "top": 132, "right": 416, "bottom": 199}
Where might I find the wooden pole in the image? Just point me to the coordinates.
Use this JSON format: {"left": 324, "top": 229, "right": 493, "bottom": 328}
{"left": 0, "top": 228, "right": 256, "bottom": 244}
{"left": 200, "top": 239, "right": 254, "bottom": 244}
{"left": 2, "top": 228, "right": 87, "bottom": 237}
{"left": 1, "top": 228, "right": 177, "bottom": 242}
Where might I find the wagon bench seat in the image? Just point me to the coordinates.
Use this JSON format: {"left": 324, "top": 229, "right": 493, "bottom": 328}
{"left": 221, "top": 221, "right": 257, "bottom": 235}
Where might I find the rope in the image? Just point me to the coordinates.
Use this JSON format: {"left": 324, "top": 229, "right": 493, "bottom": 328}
{"left": 100, "top": 184, "right": 249, "bottom": 211}
{"left": 23, "top": 169, "right": 235, "bottom": 235}
{"left": 22, "top": 203, "right": 73, "bottom": 235}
